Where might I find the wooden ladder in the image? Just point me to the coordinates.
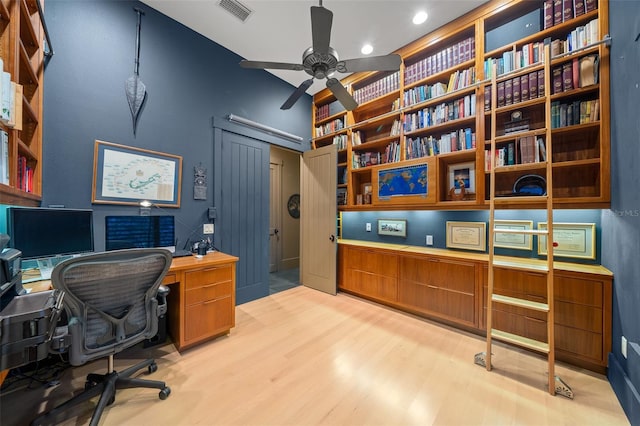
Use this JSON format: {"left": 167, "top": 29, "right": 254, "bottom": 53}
{"left": 474, "top": 44, "right": 573, "bottom": 399}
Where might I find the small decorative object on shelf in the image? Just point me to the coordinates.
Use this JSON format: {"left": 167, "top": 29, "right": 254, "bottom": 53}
{"left": 504, "top": 110, "right": 530, "bottom": 134}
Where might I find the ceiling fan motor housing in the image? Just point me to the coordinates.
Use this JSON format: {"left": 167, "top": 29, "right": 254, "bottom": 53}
{"left": 302, "top": 46, "right": 339, "bottom": 79}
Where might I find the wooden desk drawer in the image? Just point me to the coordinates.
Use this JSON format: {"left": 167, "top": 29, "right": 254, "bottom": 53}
{"left": 185, "top": 266, "right": 232, "bottom": 290}
{"left": 162, "top": 273, "right": 178, "bottom": 285}
{"left": 186, "top": 280, "right": 232, "bottom": 305}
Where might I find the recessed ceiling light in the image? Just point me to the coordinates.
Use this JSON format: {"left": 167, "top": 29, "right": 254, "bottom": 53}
{"left": 413, "top": 11, "right": 428, "bottom": 25}
{"left": 361, "top": 44, "right": 373, "bottom": 55}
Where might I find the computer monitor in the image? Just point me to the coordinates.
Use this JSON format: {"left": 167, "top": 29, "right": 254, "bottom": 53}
{"left": 105, "top": 215, "right": 175, "bottom": 251}
{"left": 7, "top": 207, "right": 95, "bottom": 260}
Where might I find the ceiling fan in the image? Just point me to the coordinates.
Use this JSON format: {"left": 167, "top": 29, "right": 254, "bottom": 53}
{"left": 239, "top": 0, "right": 402, "bottom": 111}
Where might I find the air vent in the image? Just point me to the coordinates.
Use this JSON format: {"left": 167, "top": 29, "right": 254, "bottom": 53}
{"left": 218, "top": 0, "right": 252, "bottom": 22}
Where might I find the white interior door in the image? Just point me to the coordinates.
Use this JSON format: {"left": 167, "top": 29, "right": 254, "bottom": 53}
{"left": 269, "top": 161, "right": 282, "bottom": 273}
{"left": 300, "top": 144, "right": 337, "bottom": 295}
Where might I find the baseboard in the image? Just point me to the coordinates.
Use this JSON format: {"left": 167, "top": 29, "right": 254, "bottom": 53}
{"left": 608, "top": 352, "right": 640, "bottom": 425}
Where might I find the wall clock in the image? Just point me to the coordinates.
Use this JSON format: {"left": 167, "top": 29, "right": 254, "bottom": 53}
{"left": 287, "top": 194, "right": 300, "bottom": 218}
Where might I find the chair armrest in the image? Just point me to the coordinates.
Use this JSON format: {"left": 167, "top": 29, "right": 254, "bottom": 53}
{"left": 156, "top": 285, "right": 170, "bottom": 317}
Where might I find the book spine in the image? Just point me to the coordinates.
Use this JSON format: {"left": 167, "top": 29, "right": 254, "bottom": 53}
{"left": 538, "top": 69, "right": 546, "bottom": 97}
{"left": 512, "top": 77, "right": 521, "bottom": 104}
{"left": 585, "top": 0, "right": 596, "bottom": 12}
{"left": 553, "top": 66, "right": 564, "bottom": 94}
{"left": 553, "top": 0, "right": 563, "bottom": 25}
{"left": 529, "top": 72, "right": 538, "bottom": 100}
{"left": 505, "top": 79, "right": 513, "bottom": 105}
{"left": 544, "top": 0, "right": 554, "bottom": 29}
{"left": 574, "top": 0, "right": 585, "bottom": 16}
{"left": 497, "top": 81, "right": 505, "bottom": 108}
{"left": 520, "top": 74, "right": 529, "bottom": 100}
{"left": 562, "top": 63, "right": 573, "bottom": 91}
{"left": 563, "top": 0, "right": 574, "bottom": 22}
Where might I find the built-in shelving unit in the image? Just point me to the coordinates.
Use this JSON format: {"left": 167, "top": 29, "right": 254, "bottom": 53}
{"left": 0, "top": 0, "right": 45, "bottom": 206}
{"left": 312, "top": 0, "right": 610, "bottom": 211}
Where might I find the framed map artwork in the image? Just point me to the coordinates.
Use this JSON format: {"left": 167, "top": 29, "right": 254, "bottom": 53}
{"left": 92, "top": 140, "right": 183, "bottom": 207}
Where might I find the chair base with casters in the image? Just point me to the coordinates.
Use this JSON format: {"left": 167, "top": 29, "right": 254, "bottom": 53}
{"left": 31, "top": 353, "right": 170, "bottom": 426}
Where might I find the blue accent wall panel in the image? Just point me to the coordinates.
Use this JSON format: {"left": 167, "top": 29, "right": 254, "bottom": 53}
{"left": 603, "top": 1, "right": 640, "bottom": 423}
{"left": 41, "top": 0, "right": 310, "bottom": 257}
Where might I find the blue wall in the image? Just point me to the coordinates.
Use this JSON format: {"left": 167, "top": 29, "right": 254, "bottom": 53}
{"left": 604, "top": 1, "right": 640, "bottom": 423}
{"left": 343, "top": 209, "right": 602, "bottom": 263}
{"left": 37, "top": 0, "right": 310, "bottom": 253}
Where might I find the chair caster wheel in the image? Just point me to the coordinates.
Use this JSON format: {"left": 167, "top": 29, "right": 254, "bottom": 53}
{"left": 159, "top": 387, "right": 171, "bottom": 400}
{"left": 148, "top": 362, "right": 158, "bottom": 374}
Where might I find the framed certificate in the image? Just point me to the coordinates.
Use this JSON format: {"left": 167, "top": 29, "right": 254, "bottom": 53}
{"left": 537, "top": 222, "right": 596, "bottom": 259}
{"left": 446, "top": 221, "right": 486, "bottom": 251}
{"left": 494, "top": 220, "right": 534, "bottom": 250}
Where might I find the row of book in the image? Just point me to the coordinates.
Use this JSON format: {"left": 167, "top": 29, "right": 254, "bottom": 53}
{"left": 17, "top": 155, "right": 34, "bottom": 193}
{"left": 551, "top": 99, "right": 599, "bottom": 128}
{"left": 404, "top": 37, "right": 476, "bottom": 85}
{"left": 485, "top": 136, "right": 546, "bottom": 170}
{"left": 352, "top": 143, "right": 400, "bottom": 169}
{"left": 552, "top": 54, "right": 599, "bottom": 95}
{"left": 0, "top": 59, "right": 24, "bottom": 130}
{"left": 315, "top": 99, "right": 345, "bottom": 121}
{"left": 337, "top": 187, "right": 347, "bottom": 205}
{"left": 314, "top": 117, "right": 345, "bottom": 137}
{"left": 405, "top": 127, "right": 476, "bottom": 159}
{"left": 404, "top": 95, "right": 476, "bottom": 133}
{"left": 485, "top": 43, "right": 543, "bottom": 79}
{"left": 352, "top": 72, "right": 400, "bottom": 105}
{"left": 403, "top": 66, "right": 476, "bottom": 107}
{"left": 544, "top": 0, "right": 597, "bottom": 31}
{"left": 332, "top": 134, "right": 348, "bottom": 150}
{"left": 0, "top": 130, "right": 9, "bottom": 185}
{"left": 552, "top": 18, "right": 599, "bottom": 56}
{"left": 485, "top": 70, "right": 545, "bottom": 111}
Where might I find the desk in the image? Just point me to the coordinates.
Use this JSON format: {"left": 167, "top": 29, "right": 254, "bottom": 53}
{"left": 163, "top": 251, "right": 238, "bottom": 351}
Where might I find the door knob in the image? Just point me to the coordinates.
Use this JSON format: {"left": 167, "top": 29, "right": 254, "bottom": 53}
{"left": 329, "top": 235, "right": 335, "bottom": 242}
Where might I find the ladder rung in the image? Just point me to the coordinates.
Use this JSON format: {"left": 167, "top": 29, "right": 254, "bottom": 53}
{"left": 491, "top": 294, "right": 549, "bottom": 312}
{"left": 492, "top": 228, "right": 548, "bottom": 235}
{"left": 491, "top": 329, "right": 550, "bottom": 353}
{"left": 494, "top": 195, "right": 549, "bottom": 203}
{"left": 492, "top": 259, "right": 550, "bottom": 272}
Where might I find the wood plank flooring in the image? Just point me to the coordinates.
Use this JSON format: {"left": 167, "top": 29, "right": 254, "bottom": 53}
{"left": 0, "top": 286, "right": 629, "bottom": 425}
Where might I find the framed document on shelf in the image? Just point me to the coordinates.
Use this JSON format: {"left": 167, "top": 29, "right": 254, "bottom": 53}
{"left": 494, "top": 220, "right": 533, "bottom": 250}
{"left": 446, "top": 221, "right": 486, "bottom": 251}
{"left": 537, "top": 222, "right": 596, "bottom": 259}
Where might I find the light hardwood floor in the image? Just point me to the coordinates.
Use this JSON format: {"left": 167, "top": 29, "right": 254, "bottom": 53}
{"left": 0, "top": 286, "right": 629, "bottom": 425}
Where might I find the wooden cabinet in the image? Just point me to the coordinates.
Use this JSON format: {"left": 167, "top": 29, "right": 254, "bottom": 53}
{"left": 338, "top": 241, "right": 612, "bottom": 373}
{"left": 480, "top": 266, "right": 612, "bottom": 372}
{"left": 312, "top": 0, "right": 610, "bottom": 211}
{"left": 0, "top": 0, "right": 45, "bottom": 206}
{"left": 166, "top": 252, "right": 238, "bottom": 351}
{"left": 398, "top": 255, "right": 478, "bottom": 327}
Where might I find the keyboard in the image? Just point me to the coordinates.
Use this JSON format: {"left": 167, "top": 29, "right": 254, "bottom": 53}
{"left": 172, "top": 250, "right": 193, "bottom": 258}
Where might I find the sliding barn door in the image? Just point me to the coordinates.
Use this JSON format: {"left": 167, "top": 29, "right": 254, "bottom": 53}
{"left": 300, "top": 144, "right": 337, "bottom": 295}
{"left": 214, "top": 130, "right": 270, "bottom": 304}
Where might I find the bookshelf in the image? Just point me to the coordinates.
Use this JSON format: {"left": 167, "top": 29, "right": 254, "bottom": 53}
{"left": 312, "top": 0, "right": 610, "bottom": 211}
{"left": 0, "top": 0, "right": 45, "bottom": 206}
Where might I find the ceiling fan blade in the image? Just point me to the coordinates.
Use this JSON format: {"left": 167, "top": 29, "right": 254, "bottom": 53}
{"left": 281, "top": 79, "right": 314, "bottom": 110}
{"left": 326, "top": 78, "right": 358, "bottom": 111}
{"left": 311, "top": 6, "right": 332, "bottom": 56}
{"left": 240, "top": 60, "right": 304, "bottom": 71}
{"left": 336, "top": 53, "right": 402, "bottom": 73}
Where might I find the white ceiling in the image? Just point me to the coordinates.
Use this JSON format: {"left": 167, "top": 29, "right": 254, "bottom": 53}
{"left": 141, "top": 0, "right": 487, "bottom": 96}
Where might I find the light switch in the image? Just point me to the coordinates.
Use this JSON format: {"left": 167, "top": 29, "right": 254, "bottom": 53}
{"left": 366, "top": 223, "right": 372, "bottom": 232}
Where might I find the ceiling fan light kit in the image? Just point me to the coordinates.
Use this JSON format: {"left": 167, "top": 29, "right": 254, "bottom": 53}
{"left": 239, "top": 1, "right": 401, "bottom": 111}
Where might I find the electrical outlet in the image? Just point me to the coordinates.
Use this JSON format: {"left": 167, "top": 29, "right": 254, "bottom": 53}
{"left": 622, "top": 336, "right": 628, "bottom": 359}
{"left": 366, "top": 223, "right": 372, "bottom": 232}
{"left": 426, "top": 235, "right": 433, "bottom": 246}
{"left": 203, "top": 223, "right": 214, "bottom": 234}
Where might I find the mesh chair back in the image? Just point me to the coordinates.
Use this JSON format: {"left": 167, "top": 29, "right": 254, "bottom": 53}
{"left": 51, "top": 249, "right": 172, "bottom": 366}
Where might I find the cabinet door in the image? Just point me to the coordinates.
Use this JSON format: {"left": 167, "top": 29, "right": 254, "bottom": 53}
{"left": 398, "top": 256, "right": 476, "bottom": 326}
{"left": 339, "top": 246, "right": 398, "bottom": 302}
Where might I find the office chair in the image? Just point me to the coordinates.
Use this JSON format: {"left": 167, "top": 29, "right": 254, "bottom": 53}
{"left": 31, "top": 248, "right": 173, "bottom": 426}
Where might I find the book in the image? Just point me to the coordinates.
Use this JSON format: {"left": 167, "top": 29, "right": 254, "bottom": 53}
{"left": 538, "top": 69, "right": 546, "bottom": 97}
{"left": 529, "top": 72, "right": 538, "bottom": 100}
{"left": 572, "top": 58, "right": 580, "bottom": 90}
{"left": 520, "top": 74, "right": 529, "bottom": 100}
{"left": 0, "top": 130, "right": 8, "bottom": 185}
{"left": 484, "top": 85, "right": 491, "bottom": 111}
{"left": 574, "top": 0, "right": 585, "bottom": 16}
{"left": 579, "top": 54, "right": 599, "bottom": 87}
{"left": 553, "top": 0, "right": 563, "bottom": 25}
{"left": 544, "top": 0, "right": 554, "bottom": 29}
{"left": 538, "top": 138, "right": 547, "bottom": 161}
{"left": 512, "top": 77, "right": 521, "bottom": 103}
{"left": 562, "top": 62, "right": 574, "bottom": 91}
{"left": 505, "top": 79, "right": 513, "bottom": 105}
{"left": 553, "top": 66, "right": 563, "bottom": 94}
{"left": 563, "top": 0, "right": 574, "bottom": 21}
{"left": 497, "top": 81, "right": 505, "bottom": 107}
{"left": 1, "top": 71, "right": 11, "bottom": 124}
{"left": 585, "top": 0, "right": 596, "bottom": 12}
